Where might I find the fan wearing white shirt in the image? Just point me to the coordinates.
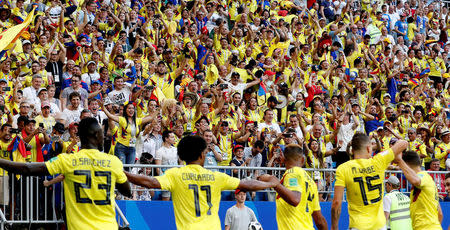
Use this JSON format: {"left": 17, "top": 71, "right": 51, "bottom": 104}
{"left": 221, "top": 72, "right": 260, "bottom": 96}
{"left": 257, "top": 110, "right": 281, "bottom": 141}
{"left": 62, "top": 91, "right": 84, "bottom": 125}
{"left": 81, "top": 61, "right": 100, "bottom": 86}
{"left": 22, "top": 75, "right": 42, "bottom": 107}
{"left": 108, "top": 76, "right": 132, "bottom": 105}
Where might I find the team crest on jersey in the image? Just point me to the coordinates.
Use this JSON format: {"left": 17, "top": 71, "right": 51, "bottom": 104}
{"left": 49, "top": 156, "right": 58, "bottom": 163}
{"left": 289, "top": 178, "right": 298, "bottom": 187}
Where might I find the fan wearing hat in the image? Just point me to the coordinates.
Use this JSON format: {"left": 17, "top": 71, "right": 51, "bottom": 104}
{"left": 435, "top": 129, "right": 450, "bottom": 170}
{"left": 23, "top": 118, "right": 50, "bottom": 162}
{"left": 34, "top": 101, "right": 56, "bottom": 135}
{"left": 81, "top": 60, "right": 100, "bottom": 86}
{"left": 16, "top": 39, "right": 34, "bottom": 75}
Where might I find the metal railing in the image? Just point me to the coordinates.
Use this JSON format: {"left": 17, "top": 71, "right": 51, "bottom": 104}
{"left": 0, "top": 174, "right": 130, "bottom": 230}
{"left": 122, "top": 164, "right": 449, "bottom": 201}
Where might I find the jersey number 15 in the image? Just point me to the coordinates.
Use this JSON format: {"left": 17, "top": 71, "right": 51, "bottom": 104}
{"left": 353, "top": 175, "right": 382, "bottom": 205}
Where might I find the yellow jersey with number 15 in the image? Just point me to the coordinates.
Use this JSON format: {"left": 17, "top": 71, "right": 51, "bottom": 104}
{"left": 335, "top": 149, "right": 394, "bottom": 230}
{"left": 276, "top": 166, "right": 320, "bottom": 230}
{"left": 156, "top": 164, "right": 240, "bottom": 230}
{"left": 45, "top": 149, "right": 127, "bottom": 230}
{"left": 409, "top": 171, "right": 442, "bottom": 230}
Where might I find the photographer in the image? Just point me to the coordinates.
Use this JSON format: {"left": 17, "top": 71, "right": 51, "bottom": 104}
{"left": 22, "top": 119, "right": 50, "bottom": 162}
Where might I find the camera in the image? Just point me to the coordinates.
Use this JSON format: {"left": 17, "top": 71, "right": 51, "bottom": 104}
{"left": 219, "top": 83, "right": 228, "bottom": 90}
{"left": 10, "top": 128, "right": 20, "bottom": 134}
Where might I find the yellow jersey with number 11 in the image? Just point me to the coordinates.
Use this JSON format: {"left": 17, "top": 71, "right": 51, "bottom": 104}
{"left": 45, "top": 149, "right": 127, "bottom": 230}
{"left": 276, "top": 166, "right": 321, "bottom": 230}
{"left": 156, "top": 164, "right": 240, "bottom": 230}
{"left": 335, "top": 149, "right": 395, "bottom": 230}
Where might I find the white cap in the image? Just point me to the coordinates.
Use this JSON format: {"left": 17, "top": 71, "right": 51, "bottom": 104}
{"left": 385, "top": 175, "right": 400, "bottom": 186}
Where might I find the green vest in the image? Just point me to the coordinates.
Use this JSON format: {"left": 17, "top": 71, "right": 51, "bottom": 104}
{"left": 385, "top": 190, "right": 413, "bottom": 230}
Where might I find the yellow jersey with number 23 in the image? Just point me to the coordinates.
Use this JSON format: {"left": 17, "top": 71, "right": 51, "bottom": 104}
{"left": 335, "top": 149, "right": 394, "bottom": 230}
{"left": 45, "top": 149, "right": 127, "bottom": 230}
{"left": 156, "top": 164, "right": 240, "bottom": 230}
{"left": 276, "top": 166, "right": 320, "bottom": 230}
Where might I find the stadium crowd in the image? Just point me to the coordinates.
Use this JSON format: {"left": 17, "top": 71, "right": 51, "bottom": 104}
{"left": 0, "top": 0, "right": 449, "bottom": 203}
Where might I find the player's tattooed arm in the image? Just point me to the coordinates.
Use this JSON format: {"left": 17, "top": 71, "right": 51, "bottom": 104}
{"left": 258, "top": 174, "right": 301, "bottom": 206}
{"left": 124, "top": 171, "right": 161, "bottom": 189}
{"left": 0, "top": 159, "right": 49, "bottom": 176}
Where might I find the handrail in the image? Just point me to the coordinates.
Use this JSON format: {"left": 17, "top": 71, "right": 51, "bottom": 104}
{"left": 115, "top": 202, "right": 130, "bottom": 228}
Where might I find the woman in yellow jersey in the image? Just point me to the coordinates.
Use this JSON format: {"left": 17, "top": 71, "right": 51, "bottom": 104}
{"left": 102, "top": 101, "right": 156, "bottom": 165}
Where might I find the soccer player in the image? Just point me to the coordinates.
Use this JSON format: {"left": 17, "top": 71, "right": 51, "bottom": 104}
{"left": 125, "top": 135, "right": 277, "bottom": 230}
{"left": 331, "top": 133, "right": 408, "bottom": 230}
{"left": 259, "top": 144, "right": 328, "bottom": 230}
{"left": 395, "top": 150, "right": 443, "bottom": 229}
{"left": 0, "top": 117, "right": 131, "bottom": 229}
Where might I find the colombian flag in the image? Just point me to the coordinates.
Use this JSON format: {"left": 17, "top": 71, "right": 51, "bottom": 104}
{"left": 416, "top": 68, "right": 430, "bottom": 78}
{"left": 0, "top": 7, "right": 35, "bottom": 59}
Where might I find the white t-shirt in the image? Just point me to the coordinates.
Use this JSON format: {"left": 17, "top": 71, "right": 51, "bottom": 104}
{"left": 227, "top": 82, "right": 247, "bottom": 97}
{"left": 337, "top": 122, "right": 357, "bottom": 151}
{"left": 22, "top": 87, "right": 40, "bottom": 106}
{"left": 155, "top": 145, "right": 178, "bottom": 166}
{"left": 224, "top": 206, "right": 257, "bottom": 230}
{"left": 62, "top": 106, "right": 83, "bottom": 124}
{"left": 258, "top": 122, "right": 281, "bottom": 135}
{"left": 108, "top": 88, "right": 131, "bottom": 105}
{"left": 81, "top": 72, "right": 100, "bottom": 86}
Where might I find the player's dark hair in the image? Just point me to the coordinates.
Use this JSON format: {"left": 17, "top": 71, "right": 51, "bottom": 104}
{"left": 78, "top": 117, "right": 102, "bottom": 147}
{"left": 351, "top": 132, "right": 370, "bottom": 153}
{"left": 402, "top": 150, "right": 421, "bottom": 167}
{"left": 283, "top": 144, "right": 304, "bottom": 161}
{"left": 445, "top": 173, "right": 450, "bottom": 180}
{"left": 177, "top": 136, "right": 207, "bottom": 163}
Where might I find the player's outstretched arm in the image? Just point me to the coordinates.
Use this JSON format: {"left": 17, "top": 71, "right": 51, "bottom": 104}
{"left": 125, "top": 171, "right": 161, "bottom": 189}
{"left": 331, "top": 186, "right": 344, "bottom": 230}
{"left": 312, "top": 211, "right": 328, "bottom": 230}
{"left": 0, "top": 159, "right": 49, "bottom": 176}
{"left": 116, "top": 181, "right": 132, "bottom": 198}
{"left": 258, "top": 174, "right": 301, "bottom": 206}
{"left": 239, "top": 175, "right": 277, "bottom": 192}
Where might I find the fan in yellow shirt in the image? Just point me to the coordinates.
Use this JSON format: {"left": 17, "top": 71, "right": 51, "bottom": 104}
{"left": 331, "top": 133, "right": 408, "bottom": 230}
{"left": 125, "top": 135, "right": 277, "bottom": 230}
{"left": 0, "top": 118, "right": 131, "bottom": 230}
{"left": 396, "top": 150, "right": 443, "bottom": 230}
{"left": 259, "top": 144, "right": 328, "bottom": 230}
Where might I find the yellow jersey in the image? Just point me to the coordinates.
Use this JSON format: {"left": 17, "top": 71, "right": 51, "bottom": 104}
{"left": 45, "top": 149, "right": 127, "bottom": 230}
{"left": 156, "top": 164, "right": 240, "bottom": 230}
{"left": 117, "top": 117, "right": 142, "bottom": 147}
{"left": 276, "top": 167, "right": 320, "bottom": 230}
{"left": 410, "top": 171, "right": 442, "bottom": 230}
{"left": 435, "top": 142, "right": 450, "bottom": 169}
{"left": 335, "top": 148, "right": 395, "bottom": 230}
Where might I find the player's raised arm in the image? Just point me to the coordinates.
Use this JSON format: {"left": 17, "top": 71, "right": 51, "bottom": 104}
{"left": 0, "top": 159, "right": 49, "bottom": 176}
{"left": 395, "top": 150, "right": 422, "bottom": 187}
{"left": 390, "top": 139, "right": 408, "bottom": 156}
{"left": 125, "top": 171, "right": 162, "bottom": 189}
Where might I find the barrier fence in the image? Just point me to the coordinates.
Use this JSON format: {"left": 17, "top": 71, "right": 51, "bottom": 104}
{"left": 122, "top": 165, "right": 449, "bottom": 202}
{"left": 0, "top": 165, "right": 447, "bottom": 228}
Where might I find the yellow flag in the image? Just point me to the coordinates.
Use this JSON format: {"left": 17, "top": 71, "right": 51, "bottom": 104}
{"left": 0, "top": 7, "right": 35, "bottom": 53}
